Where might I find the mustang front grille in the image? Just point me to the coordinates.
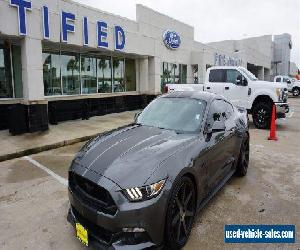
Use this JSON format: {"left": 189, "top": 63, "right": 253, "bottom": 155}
{"left": 69, "top": 172, "right": 118, "bottom": 215}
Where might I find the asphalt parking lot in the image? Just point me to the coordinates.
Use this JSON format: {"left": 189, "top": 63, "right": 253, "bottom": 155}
{"left": 0, "top": 98, "right": 299, "bottom": 250}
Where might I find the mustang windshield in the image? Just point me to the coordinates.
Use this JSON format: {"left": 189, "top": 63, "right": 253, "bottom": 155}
{"left": 137, "top": 97, "right": 206, "bottom": 133}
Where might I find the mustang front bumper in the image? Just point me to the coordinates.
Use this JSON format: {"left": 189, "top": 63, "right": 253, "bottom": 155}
{"left": 67, "top": 173, "right": 171, "bottom": 249}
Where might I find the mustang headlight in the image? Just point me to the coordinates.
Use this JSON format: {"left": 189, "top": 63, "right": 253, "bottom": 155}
{"left": 122, "top": 179, "right": 166, "bottom": 202}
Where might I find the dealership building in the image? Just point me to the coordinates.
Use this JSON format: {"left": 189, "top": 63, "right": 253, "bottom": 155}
{"left": 0, "top": 0, "right": 296, "bottom": 134}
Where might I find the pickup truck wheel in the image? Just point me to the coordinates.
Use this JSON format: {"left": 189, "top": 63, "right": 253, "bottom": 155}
{"left": 292, "top": 87, "right": 300, "bottom": 96}
{"left": 252, "top": 102, "right": 272, "bottom": 129}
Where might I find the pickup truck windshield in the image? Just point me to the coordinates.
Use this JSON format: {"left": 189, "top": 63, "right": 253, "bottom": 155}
{"left": 137, "top": 97, "right": 206, "bottom": 133}
{"left": 239, "top": 68, "right": 258, "bottom": 81}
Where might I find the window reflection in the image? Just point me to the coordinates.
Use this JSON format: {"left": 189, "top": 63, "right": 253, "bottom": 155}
{"left": 42, "top": 51, "right": 137, "bottom": 96}
{"left": 81, "top": 56, "right": 97, "bottom": 94}
{"left": 61, "top": 53, "right": 80, "bottom": 95}
{"left": 97, "top": 57, "right": 112, "bottom": 93}
{"left": 12, "top": 45, "right": 23, "bottom": 98}
{"left": 160, "top": 62, "right": 187, "bottom": 91}
{"left": 125, "top": 59, "right": 136, "bottom": 91}
{"left": 0, "top": 46, "right": 13, "bottom": 98}
{"left": 43, "top": 52, "right": 61, "bottom": 96}
{"left": 180, "top": 64, "right": 187, "bottom": 84}
{"left": 113, "top": 58, "right": 125, "bottom": 92}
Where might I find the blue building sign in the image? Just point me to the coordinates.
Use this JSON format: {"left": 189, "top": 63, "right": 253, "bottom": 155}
{"left": 61, "top": 11, "right": 76, "bottom": 43}
{"left": 9, "top": 0, "right": 126, "bottom": 50}
{"left": 163, "top": 30, "right": 181, "bottom": 50}
{"left": 42, "top": 6, "right": 50, "bottom": 39}
{"left": 10, "top": 0, "right": 32, "bottom": 36}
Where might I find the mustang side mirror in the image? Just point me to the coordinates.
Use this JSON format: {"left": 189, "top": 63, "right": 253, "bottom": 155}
{"left": 134, "top": 111, "right": 142, "bottom": 122}
{"left": 207, "top": 120, "right": 226, "bottom": 134}
{"left": 287, "top": 80, "right": 291, "bottom": 84}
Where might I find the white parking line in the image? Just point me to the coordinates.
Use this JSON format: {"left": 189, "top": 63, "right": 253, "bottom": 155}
{"left": 23, "top": 156, "right": 68, "bottom": 187}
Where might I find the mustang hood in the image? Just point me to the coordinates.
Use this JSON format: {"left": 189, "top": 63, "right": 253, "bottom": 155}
{"left": 74, "top": 125, "right": 196, "bottom": 188}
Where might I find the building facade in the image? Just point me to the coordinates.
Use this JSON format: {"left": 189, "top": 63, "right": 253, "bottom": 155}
{"left": 289, "top": 62, "right": 299, "bottom": 76}
{"left": 272, "top": 33, "right": 292, "bottom": 77}
{"left": 0, "top": 0, "right": 295, "bottom": 134}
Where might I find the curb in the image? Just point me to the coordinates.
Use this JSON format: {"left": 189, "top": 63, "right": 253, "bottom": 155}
{"left": 0, "top": 123, "right": 133, "bottom": 162}
{"left": 0, "top": 134, "right": 98, "bottom": 162}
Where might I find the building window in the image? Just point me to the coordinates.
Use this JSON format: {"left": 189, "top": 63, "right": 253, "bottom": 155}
{"left": 97, "top": 57, "right": 112, "bottom": 93}
{"left": 61, "top": 53, "right": 81, "bottom": 95}
{"left": 11, "top": 45, "right": 23, "bottom": 98}
{"left": 161, "top": 62, "right": 170, "bottom": 87}
{"left": 160, "top": 62, "right": 187, "bottom": 91}
{"left": 174, "top": 64, "right": 180, "bottom": 83}
{"left": 0, "top": 45, "right": 13, "bottom": 98}
{"left": 43, "top": 51, "right": 61, "bottom": 96}
{"left": 113, "top": 58, "right": 125, "bottom": 92}
{"left": 161, "top": 63, "right": 176, "bottom": 82}
{"left": 81, "top": 56, "right": 97, "bottom": 94}
{"left": 179, "top": 64, "right": 187, "bottom": 84}
{"left": 192, "top": 64, "right": 198, "bottom": 84}
{"left": 0, "top": 44, "right": 23, "bottom": 99}
{"left": 42, "top": 51, "right": 136, "bottom": 96}
{"left": 125, "top": 59, "right": 136, "bottom": 91}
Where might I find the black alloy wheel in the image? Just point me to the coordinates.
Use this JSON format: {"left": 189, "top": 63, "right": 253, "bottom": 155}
{"left": 236, "top": 134, "right": 250, "bottom": 177}
{"left": 252, "top": 102, "right": 272, "bottom": 129}
{"left": 293, "top": 87, "right": 300, "bottom": 97}
{"left": 165, "top": 177, "right": 196, "bottom": 249}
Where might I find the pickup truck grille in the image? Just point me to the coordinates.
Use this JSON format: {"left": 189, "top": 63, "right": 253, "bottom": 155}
{"left": 69, "top": 172, "right": 118, "bottom": 215}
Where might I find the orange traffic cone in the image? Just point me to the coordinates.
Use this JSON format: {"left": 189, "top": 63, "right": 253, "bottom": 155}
{"left": 268, "top": 104, "right": 278, "bottom": 141}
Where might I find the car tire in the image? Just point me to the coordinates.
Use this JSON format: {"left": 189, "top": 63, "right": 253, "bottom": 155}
{"left": 165, "top": 176, "right": 196, "bottom": 250}
{"left": 292, "top": 87, "right": 300, "bottom": 97}
{"left": 252, "top": 102, "right": 272, "bottom": 129}
{"left": 235, "top": 133, "right": 250, "bottom": 177}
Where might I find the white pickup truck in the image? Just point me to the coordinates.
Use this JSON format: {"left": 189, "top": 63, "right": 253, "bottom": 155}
{"left": 166, "top": 66, "right": 289, "bottom": 129}
{"left": 274, "top": 75, "right": 300, "bottom": 96}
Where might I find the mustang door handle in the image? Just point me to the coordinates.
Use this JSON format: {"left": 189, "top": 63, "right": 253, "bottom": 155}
{"left": 206, "top": 87, "right": 211, "bottom": 90}
{"left": 225, "top": 87, "right": 229, "bottom": 90}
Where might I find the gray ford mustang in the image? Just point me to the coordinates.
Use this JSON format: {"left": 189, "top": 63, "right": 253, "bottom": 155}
{"left": 67, "top": 91, "right": 249, "bottom": 249}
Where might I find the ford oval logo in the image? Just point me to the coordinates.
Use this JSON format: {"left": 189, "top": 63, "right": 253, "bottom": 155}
{"left": 163, "top": 30, "right": 181, "bottom": 50}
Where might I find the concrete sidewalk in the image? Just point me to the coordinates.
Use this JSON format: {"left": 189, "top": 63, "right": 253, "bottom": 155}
{"left": 0, "top": 111, "right": 136, "bottom": 162}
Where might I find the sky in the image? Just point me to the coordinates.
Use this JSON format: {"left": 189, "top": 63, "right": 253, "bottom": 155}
{"left": 75, "top": 0, "right": 300, "bottom": 68}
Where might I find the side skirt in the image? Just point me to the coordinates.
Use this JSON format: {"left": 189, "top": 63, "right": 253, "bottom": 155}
{"left": 196, "top": 169, "right": 235, "bottom": 212}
